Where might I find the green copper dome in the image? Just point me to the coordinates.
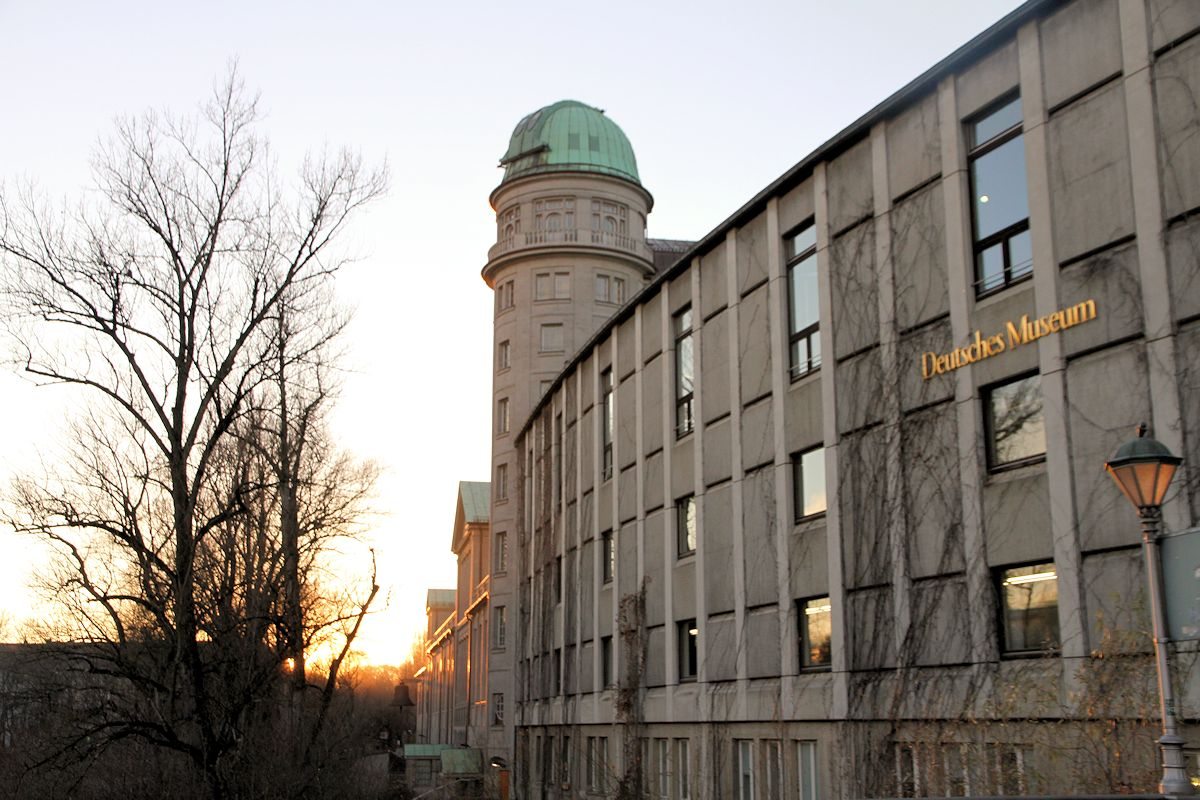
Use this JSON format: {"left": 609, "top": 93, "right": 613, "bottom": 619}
{"left": 499, "top": 100, "right": 640, "bottom": 185}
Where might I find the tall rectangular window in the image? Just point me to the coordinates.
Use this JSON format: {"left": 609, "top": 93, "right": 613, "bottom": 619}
{"left": 496, "top": 279, "right": 515, "bottom": 312}
{"left": 785, "top": 222, "right": 821, "bottom": 379}
{"left": 765, "top": 740, "right": 782, "bottom": 800}
{"left": 674, "top": 307, "right": 695, "bottom": 437}
{"left": 494, "top": 532, "right": 508, "bottom": 574}
{"left": 595, "top": 273, "right": 626, "bottom": 304}
{"left": 676, "top": 495, "right": 697, "bottom": 557}
{"left": 677, "top": 619, "right": 698, "bottom": 681}
{"left": 985, "top": 374, "right": 1045, "bottom": 470}
{"left": 495, "top": 462, "right": 508, "bottom": 501}
{"left": 998, "top": 562, "right": 1059, "bottom": 654}
{"left": 497, "top": 339, "right": 510, "bottom": 371}
{"left": 657, "top": 738, "right": 669, "bottom": 799}
{"left": 552, "top": 648, "right": 562, "bottom": 695}
{"left": 491, "top": 692, "right": 504, "bottom": 726}
{"left": 735, "top": 740, "right": 755, "bottom": 800}
{"left": 496, "top": 397, "right": 509, "bottom": 435}
{"left": 799, "top": 596, "right": 832, "bottom": 669}
{"left": 968, "top": 94, "right": 1031, "bottom": 295}
{"left": 792, "top": 447, "right": 827, "bottom": 521}
{"left": 554, "top": 413, "right": 563, "bottom": 498}
{"left": 676, "top": 739, "right": 691, "bottom": 800}
{"left": 600, "top": 634, "right": 613, "bottom": 687}
{"left": 493, "top": 606, "right": 507, "bottom": 648}
{"left": 561, "top": 736, "right": 572, "bottom": 788}
{"left": 553, "top": 555, "right": 562, "bottom": 601}
{"left": 797, "top": 741, "right": 818, "bottom": 800}
{"left": 601, "top": 369, "right": 614, "bottom": 480}
{"left": 535, "top": 270, "right": 571, "bottom": 300}
{"left": 601, "top": 531, "right": 614, "bottom": 584}
{"left": 540, "top": 323, "right": 564, "bottom": 352}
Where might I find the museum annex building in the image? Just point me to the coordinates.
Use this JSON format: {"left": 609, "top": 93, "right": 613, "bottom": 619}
{"left": 413, "top": 0, "right": 1200, "bottom": 797}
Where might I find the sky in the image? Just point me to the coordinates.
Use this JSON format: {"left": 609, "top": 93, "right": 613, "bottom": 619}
{"left": 0, "top": 0, "right": 1026, "bottom": 665}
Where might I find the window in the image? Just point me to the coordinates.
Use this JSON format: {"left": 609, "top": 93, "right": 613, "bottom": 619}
{"left": 677, "top": 619, "right": 698, "bottom": 681}
{"left": 674, "top": 307, "right": 695, "bottom": 437}
{"left": 985, "top": 374, "right": 1045, "bottom": 469}
{"left": 656, "top": 739, "right": 669, "bottom": 799}
{"left": 600, "top": 635, "right": 613, "bottom": 687}
{"left": 497, "top": 339, "right": 510, "bottom": 371}
{"left": 785, "top": 222, "right": 821, "bottom": 379}
{"left": 494, "top": 532, "right": 508, "bottom": 574}
{"left": 676, "top": 740, "right": 691, "bottom": 800}
{"left": 601, "top": 530, "right": 614, "bottom": 583}
{"left": 535, "top": 197, "right": 575, "bottom": 232}
{"left": 552, "top": 648, "right": 562, "bottom": 695}
{"left": 765, "top": 740, "right": 782, "bottom": 800}
{"left": 498, "top": 204, "right": 520, "bottom": 240}
{"left": 676, "top": 495, "right": 696, "bottom": 557}
{"left": 493, "top": 606, "right": 507, "bottom": 648}
{"left": 496, "top": 279, "right": 514, "bottom": 312}
{"left": 553, "top": 555, "right": 562, "bottom": 601}
{"left": 968, "top": 94, "right": 1031, "bottom": 295}
{"left": 495, "top": 463, "right": 508, "bottom": 501}
{"left": 588, "top": 737, "right": 609, "bottom": 792}
{"left": 595, "top": 273, "right": 626, "bottom": 304}
{"left": 797, "top": 741, "right": 818, "bottom": 800}
{"left": 539, "top": 323, "right": 564, "bottom": 353}
{"left": 792, "top": 447, "right": 827, "bottom": 520}
{"left": 542, "top": 735, "right": 553, "bottom": 785}
{"left": 601, "top": 369, "right": 614, "bottom": 480}
{"left": 895, "top": 744, "right": 920, "bottom": 798}
{"left": 496, "top": 397, "right": 509, "bottom": 435}
{"left": 998, "top": 562, "right": 1059, "bottom": 654}
{"left": 535, "top": 270, "right": 571, "bottom": 300}
{"left": 553, "top": 413, "right": 563, "bottom": 498}
{"left": 799, "top": 597, "right": 832, "bottom": 669}
{"left": 591, "top": 198, "right": 628, "bottom": 238}
{"left": 735, "top": 740, "right": 754, "bottom": 800}
{"left": 561, "top": 736, "right": 572, "bottom": 788}
{"left": 491, "top": 692, "right": 504, "bottom": 726}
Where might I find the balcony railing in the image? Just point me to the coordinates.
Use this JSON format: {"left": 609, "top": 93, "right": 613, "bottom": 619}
{"left": 471, "top": 574, "right": 489, "bottom": 605}
{"left": 488, "top": 227, "right": 652, "bottom": 262}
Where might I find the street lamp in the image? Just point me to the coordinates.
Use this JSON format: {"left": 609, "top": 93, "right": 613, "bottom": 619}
{"left": 1105, "top": 423, "right": 1192, "bottom": 795}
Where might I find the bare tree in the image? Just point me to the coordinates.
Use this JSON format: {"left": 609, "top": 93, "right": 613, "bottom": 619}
{"left": 0, "top": 68, "right": 386, "bottom": 799}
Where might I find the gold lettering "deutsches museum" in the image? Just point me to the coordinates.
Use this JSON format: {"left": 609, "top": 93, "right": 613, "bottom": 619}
{"left": 921, "top": 299, "right": 1097, "bottom": 380}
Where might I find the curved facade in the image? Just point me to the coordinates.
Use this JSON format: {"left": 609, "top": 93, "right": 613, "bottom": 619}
{"left": 485, "top": 101, "right": 660, "bottom": 769}
{"left": 506, "top": 1, "right": 1200, "bottom": 798}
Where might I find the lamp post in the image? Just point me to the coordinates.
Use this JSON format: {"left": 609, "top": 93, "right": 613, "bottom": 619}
{"left": 1105, "top": 423, "right": 1192, "bottom": 795}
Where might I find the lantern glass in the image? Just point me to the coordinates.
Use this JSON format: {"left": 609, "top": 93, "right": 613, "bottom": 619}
{"left": 1106, "top": 459, "right": 1179, "bottom": 510}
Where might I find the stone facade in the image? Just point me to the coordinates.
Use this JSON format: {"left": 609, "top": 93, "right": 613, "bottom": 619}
{"left": 503, "top": 1, "right": 1200, "bottom": 798}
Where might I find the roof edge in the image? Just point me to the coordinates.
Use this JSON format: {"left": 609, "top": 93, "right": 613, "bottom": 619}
{"left": 514, "top": 0, "right": 1059, "bottom": 440}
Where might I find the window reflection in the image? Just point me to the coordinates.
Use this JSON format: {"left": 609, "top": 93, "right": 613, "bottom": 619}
{"left": 987, "top": 375, "right": 1045, "bottom": 468}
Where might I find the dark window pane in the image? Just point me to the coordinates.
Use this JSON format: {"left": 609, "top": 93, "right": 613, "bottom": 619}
{"left": 972, "top": 96, "right": 1023, "bottom": 147}
{"left": 978, "top": 242, "right": 1005, "bottom": 292}
{"left": 971, "top": 135, "right": 1029, "bottom": 240}
{"left": 1009, "top": 228, "right": 1033, "bottom": 279}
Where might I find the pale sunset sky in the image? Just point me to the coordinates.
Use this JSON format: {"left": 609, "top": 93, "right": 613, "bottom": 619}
{"left": 0, "top": 0, "right": 1025, "bottom": 664}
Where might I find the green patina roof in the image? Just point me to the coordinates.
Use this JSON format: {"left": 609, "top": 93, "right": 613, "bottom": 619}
{"left": 499, "top": 100, "right": 640, "bottom": 186}
{"left": 458, "top": 481, "right": 490, "bottom": 524}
